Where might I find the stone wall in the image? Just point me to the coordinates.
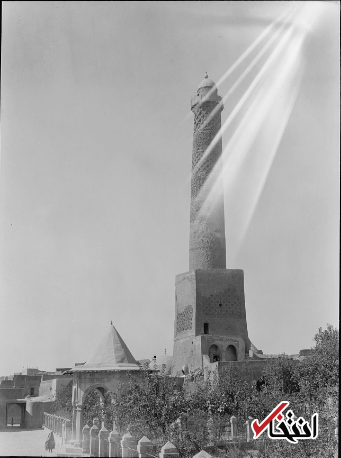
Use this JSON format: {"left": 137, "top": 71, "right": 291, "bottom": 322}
{"left": 13, "top": 375, "right": 41, "bottom": 397}
{"left": 41, "top": 373, "right": 72, "bottom": 381}
{"left": 25, "top": 398, "right": 53, "bottom": 428}
{"left": 39, "top": 377, "right": 72, "bottom": 399}
{"left": 0, "top": 380, "right": 14, "bottom": 388}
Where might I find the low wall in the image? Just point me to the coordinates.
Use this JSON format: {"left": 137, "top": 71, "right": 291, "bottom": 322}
{"left": 25, "top": 398, "right": 53, "bottom": 428}
{"left": 215, "top": 359, "right": 271, "bottom": 382}
{"left": 41, "top": 374, "right": 72, "bottom": 382}
{"left": 0, "top": 380, "right": 14, "bottom": 388}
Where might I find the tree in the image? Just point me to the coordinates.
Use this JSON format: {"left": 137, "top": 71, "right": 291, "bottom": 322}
{"left": 50, "top": 325, "right": 338, "bottom": 458}
{"left": 50, "top": 381, "right": 73, "bottom": 419}
{"left": 297, "top": 324, "right": 339, "bottom": 395}
{"left": 109, "top": 370, "right": 188, "bottom": 442}
{"left": 251, "top": 325, "right": 339, "bottom": 458}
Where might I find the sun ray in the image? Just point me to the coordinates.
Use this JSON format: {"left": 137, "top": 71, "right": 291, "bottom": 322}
{"left": 192, "top": 1, "right": 325, "bottom": 263}
{"left": 181, "top": 2, "right": 299, "bottom": 124}
{"left": 197, "top": 6, "right": 298, "bottom": 136}
{"left": 191, "top": 23, "right": 297, "bottom": 180}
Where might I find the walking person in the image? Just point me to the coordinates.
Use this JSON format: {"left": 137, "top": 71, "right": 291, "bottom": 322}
{"left": 45, "top": 430, "right": 55, "bottom": 453}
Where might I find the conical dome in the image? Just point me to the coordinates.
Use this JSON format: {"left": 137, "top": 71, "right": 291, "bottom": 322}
{"left": 68, "top": 325, "right": 140, "bottom": 372}
{"left": 197, "top": 72, "right": 217, "bottom": 90}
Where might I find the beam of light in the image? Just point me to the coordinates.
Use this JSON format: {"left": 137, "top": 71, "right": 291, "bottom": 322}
{"left": 196, "top": 4, "right": 300, "bottom": 137}
{"left": 182, "top": 2, "right": 299, "bottom": 124}
{"left": 191, "top": 21, "right": 297, "bottom": 180}
{"left": 194, "top": 2, "right": 323, "bottom": 263}
{"left": 215, "top": 3, "right": 299, "bottom": 88}
{"left": 200, "top": 31, "right": 305, "bottom": 215}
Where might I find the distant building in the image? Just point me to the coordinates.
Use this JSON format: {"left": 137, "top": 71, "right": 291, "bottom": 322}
{"left": 21, "top": 368, "right": 42, "bottom": 376}
{"left": 0, "top": 367, "right": 72, "bottom": 429}
{"left": 55, "top": 367, "right": 72, "bottom": 375}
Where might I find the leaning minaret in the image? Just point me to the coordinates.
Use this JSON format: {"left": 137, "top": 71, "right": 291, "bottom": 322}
{"left": 190, "top": 73, "right": 226, "bottom": 270}
{"left": 172, "top": 74, "right": 250, "bottom": 376}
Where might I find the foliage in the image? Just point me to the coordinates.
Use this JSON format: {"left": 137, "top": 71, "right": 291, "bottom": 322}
{"left": 109, "top": 370, "right": 189, "bottom": 442}
{"left": 297, "top": 324, "right": 339, "bottom": 395}
{"left": 248, "top": 324, "right": 339, "bottom": 458}
{"left": 82, "top": 390, "right": 99, "bottom": 426}
{"left": 50, "top": 381, "right": 73, "bottom": 419}
{"left": 51, "top": 325, "right": 338, "bottom": 457}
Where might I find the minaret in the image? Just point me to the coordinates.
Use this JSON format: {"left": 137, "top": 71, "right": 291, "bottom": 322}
{"left": 171, "top": 75, "right": 250, "bottom": 376}
{"left": 190, "top": 73, "right": 226, "bottom": 270}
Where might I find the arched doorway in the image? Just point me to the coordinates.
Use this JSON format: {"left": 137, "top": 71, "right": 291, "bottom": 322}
{"left": 82, "top": 385, "right": 113, "bottom": 429}
{"left": 225, "top": 345, "right": 237, "bottom": 361}
{"left": 209, "top": 344, "right": 220, "bottom": 363}
{"left": 6, "top": 402, "right": 25, "bottom": 428}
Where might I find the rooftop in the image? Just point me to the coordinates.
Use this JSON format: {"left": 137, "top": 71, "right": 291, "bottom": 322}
{"left": 65, "top": 324, "right": 140, "bottom": 373}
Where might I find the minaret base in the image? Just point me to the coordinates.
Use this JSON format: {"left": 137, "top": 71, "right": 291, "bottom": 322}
{"left": 171, "top": 269, "right": 250, "bottom": 377}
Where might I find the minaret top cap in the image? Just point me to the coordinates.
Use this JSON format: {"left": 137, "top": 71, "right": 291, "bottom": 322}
{"left": 197, "top": 72, "right": 217, "bottom": 90}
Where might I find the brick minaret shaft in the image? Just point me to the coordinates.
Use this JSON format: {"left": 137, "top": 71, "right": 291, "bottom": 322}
{"left": 189, "top": 73, "right": 226, "bottom": 270}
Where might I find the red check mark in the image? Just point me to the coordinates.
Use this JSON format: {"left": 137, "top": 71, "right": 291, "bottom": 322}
{"left": 252, "top": 402, "right": 289, "bottom": 438}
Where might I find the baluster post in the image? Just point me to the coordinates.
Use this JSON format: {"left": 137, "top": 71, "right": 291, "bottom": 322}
{"left": 245, "top": 417, "right": 254, "bottom": 442}
{"left": 137, "top": 436, "right": 153, "bottom": 458}
{"left": 90, "top": 423, "right": 99, "bottom": 457}
{"left": 121, "top": 432, "right": 138, "bottom": 457}
{"left": 82, "top": 424, "right": 91, "bottom": 454}
{"left": 62, "top": 419, "right": 66, "bottom": 443}
{"left": 230, "top": 416, "right": 237, "bottom": 440}
{"left": 159, "top": 442, "right": 179, "bottom": 458}
{"left": 99, "top": 424, "right": 110, "bottom": 457}
{"left": 192, "top": 452, "right": 213, "bottom": 458}
{"left": 108, "top": 427, "right": 121, "bottom": 458}
{"left": 64, "top": 419, "right": 72, "bottom": 443}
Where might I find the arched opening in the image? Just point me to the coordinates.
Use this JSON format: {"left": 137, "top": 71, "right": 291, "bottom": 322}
{"left": 6, "top": 403, "right": 25, "bottom": 428}
{"left": 225, "top": 345, "right": 237, "bottom": 361}
{"left": 7, "top": 403, "right": 22, "bottom": 427}
{"left": 82, "top": 386, "right": 113, "bottom": 428}
{"left": 204, "top": 323, "right": 209, "bottom": 335}
{"left": 209, "top": 344, "right": 220, "bottom": 363}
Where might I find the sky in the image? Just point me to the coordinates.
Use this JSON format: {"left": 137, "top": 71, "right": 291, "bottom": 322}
{"left": 0, "top": 1, "right": 339, "bottom": 376}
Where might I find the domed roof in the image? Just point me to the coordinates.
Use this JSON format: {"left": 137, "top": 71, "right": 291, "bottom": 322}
{"left": 197, "top": 72, "right": 216, "bottom": 90}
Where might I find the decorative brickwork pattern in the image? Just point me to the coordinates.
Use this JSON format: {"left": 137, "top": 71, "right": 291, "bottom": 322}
{"left": 199, "top": 286, "right": 245, "bottom": 319}
{"left": 190, "top": 102, "right": 222, "bottom": 206}
{"left": 176, "top": 305, "right": 193, "bottom": 334}
{"left": 189, "top": 93, "right": 226, "bottom": 270}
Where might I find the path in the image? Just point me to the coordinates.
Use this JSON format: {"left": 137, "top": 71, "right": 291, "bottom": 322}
{"left": 0, "top": 427, "right": 56, "bottom": 457}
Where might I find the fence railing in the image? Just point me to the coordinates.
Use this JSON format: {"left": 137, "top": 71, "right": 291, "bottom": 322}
{"left": 81, "top": 415, "right": 256, "bottom": 458}
{"left": 43, "top": 412, "right": 72, "bottom": 445}
{"left": 43, "top": 412, "right": 257, "bottom": 457}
